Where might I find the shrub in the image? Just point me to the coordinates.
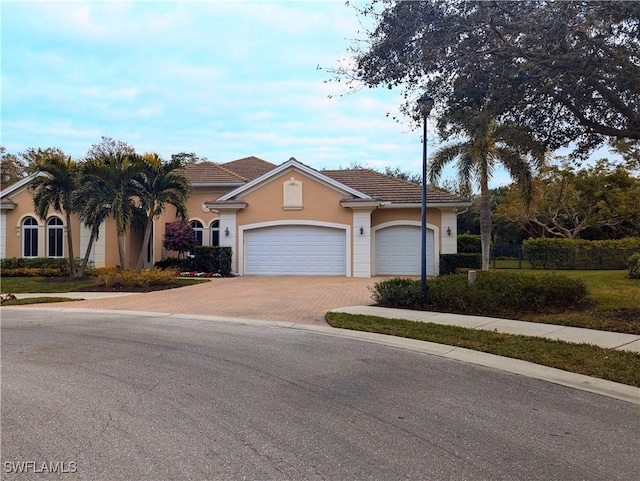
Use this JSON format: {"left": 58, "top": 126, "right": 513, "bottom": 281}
{"left": 440, "top": 253, "right": 482, "bottom": 275}
{"left": 1, "top": 257, "right": 69, "bottom": 274}
{"left": 457, "top": 234, "right": 482, "bottom": 253}
{"left": 523, "top": 237, "right": 640, "bottom": 270}
{"left": 191, "top": 246, "right": 233, "bottom": 275}
{"left": 371, "top": 272, "right": 588, "bottom": 317}
{"left": 154, "top": 257, "right": 189, "bottom": 270}
{"left": 1, "top": 268, "right": 64, "bottom": 277}
{"left": 628, "top": 253, "right": 640, "bottom": 279}
{"left": 370, "top": 278, "right": 424, "bottom": 309}
{"left": 89, "top": 267, "right": 177, "bottom": 288}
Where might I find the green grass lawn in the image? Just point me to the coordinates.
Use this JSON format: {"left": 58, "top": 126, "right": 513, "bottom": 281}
{"left": 0, "top": 276, "right": 206, "bottom": 294}
{"left": 327, "top": 269, "right": 640, "bottom": 386}
{"left": 1, "top": 277, "right": 96, "bottom": 293}
{"left": 326, "top": 312, "right": 640, "bottom": 387}
{"left": 2, "top": 297, "right": 83, "bottom": 306}
{"left": 510, "top": 270, "right": 640, "bottom": 334}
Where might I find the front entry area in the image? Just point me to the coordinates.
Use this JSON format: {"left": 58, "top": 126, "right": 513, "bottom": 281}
{"left": 375, "top": 225, "right": 435, "bottom": 276}
{"left": 244, "top": 225, "right": 346, "bottom": 275}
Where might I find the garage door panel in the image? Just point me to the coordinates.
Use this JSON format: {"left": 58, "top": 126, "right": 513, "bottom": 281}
{"left": 376, "top": 226, "right": 434, "bottom": 276}
{"left": 245, "top": 225, "right": 346, "bottom": 275}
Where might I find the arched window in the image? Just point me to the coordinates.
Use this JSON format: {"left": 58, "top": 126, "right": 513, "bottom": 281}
{"left": 210, "top": 220, "right": 220, "bottom": 247}
{"left": 47, "top": 217, "right": 64, "bottom": 257}
{"left": 190, "top": 220, "right": 204, "bottom": 246}
{"left": 22, "top": 217, "right": 39, "bottom": 257}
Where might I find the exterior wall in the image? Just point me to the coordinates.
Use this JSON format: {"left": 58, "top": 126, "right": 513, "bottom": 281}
{"left": 372, "top": 207, "right": 440, "bottom": 228}
{"left": 236, "top": 169, "right": 352, "bottom": 226}
{"left": 0, "top": 211, "right": 6, "bottom": 259}
{"left": 1, "top": 186, "right": 81, "bottom": 260}
{"left": 155, "top": 187, "right": 230, "bottom": 259}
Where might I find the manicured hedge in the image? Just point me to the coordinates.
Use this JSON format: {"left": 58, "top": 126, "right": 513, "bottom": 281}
{"left": 0, "top": 257, "right": 72, "bottom": 276}
{"left": 371, "top": 272, "right": 588, "bottom": 317}
{"left": 440, "top": 253, "right": 482, "bottom": 275}
{"left": 457, "top": 234, "right": 482, "bottom": 253}
{"left": 155, "top": 246, "right": 233, "bottom": 276}
{"left": 523, "top": 237, "right": 640, "bottom": 270}
{"left": 1, "top": 268, "right": 65, "bottom": 277}
{"left": 191, "top": 246, "right": 232, "bottom": 276}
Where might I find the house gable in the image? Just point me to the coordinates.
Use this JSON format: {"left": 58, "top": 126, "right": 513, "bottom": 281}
{"left": 232, "top": 167, "right": 355, "bottom": 226}
{"left": 217, "top": 157, "right": 372, "bottom": 202}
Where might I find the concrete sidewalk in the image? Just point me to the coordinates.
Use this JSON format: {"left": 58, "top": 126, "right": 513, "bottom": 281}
{"left": 331, "top": 305, "right": 640, "bottom": 353}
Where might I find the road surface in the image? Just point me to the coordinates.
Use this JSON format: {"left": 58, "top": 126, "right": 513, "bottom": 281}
{"left": 2, "top": 308, "right": 639, "bottom": 480}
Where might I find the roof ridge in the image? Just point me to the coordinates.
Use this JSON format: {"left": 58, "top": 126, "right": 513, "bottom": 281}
{"left": 211, "top": 161, "right": 249, "bottom": 181}
{"left": 185, "top": 161, "right": 248, "bottom": 182}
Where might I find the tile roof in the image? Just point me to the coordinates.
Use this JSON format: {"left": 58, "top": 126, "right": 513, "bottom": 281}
{"left": 182, "top": 161, "right": 247, "bottom": 183}
{"left": 322, "top": 169, "right": 470, "bottom": 204}
{"left": 221, "top": 156, "right": 276, "bottom": 181}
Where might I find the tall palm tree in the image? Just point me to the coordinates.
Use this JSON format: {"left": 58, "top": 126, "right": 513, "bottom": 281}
{"left": 30, "top": 154, "right": 79, "bottom": 277}
{"left": 80, "top": 152, "right": 144, "bottom": 269}
{"left": 133, "top": 153, "right": 191, "bottom": 273}
{"left": 429, "top": 115, "right": 547, "bottom": 271}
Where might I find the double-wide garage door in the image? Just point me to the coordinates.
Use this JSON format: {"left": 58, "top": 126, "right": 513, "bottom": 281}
{"left": 245, "top": 225, "right": 346, "bottom": 275}
{"left": 376, "top": 225, "right": 434, "bottom": 276}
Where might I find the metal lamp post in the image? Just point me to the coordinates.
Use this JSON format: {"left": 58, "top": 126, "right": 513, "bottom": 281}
{"left": 417, "top": 93, "right": 434, "bottom": 300}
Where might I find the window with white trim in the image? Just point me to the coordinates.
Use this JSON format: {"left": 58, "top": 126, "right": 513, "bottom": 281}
{"left": 190, "top": 220, "right": 204, "bottom": 246}
{"left": 190, "top": 220, "right": 204, "bottom": 255}
{"left": 22, "top": 217, "right": 38, "bottom": 257}
{"left": 47, "top": 217, "right": 64, "bottom": 257}
{"left": 210, "top": 220, "right": 220, "bottom": 247}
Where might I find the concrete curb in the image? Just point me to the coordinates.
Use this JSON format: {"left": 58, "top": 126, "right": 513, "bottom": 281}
{"left": 4, "top": 306, "right": 639, "bottom": 406}
{"left": 331, "top": 305, "right": 640, "bottom": 353}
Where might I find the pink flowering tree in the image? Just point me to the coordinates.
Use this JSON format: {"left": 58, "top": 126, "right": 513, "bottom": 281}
{"left": 162, "top": 221, "right": 196, "bottom": 259}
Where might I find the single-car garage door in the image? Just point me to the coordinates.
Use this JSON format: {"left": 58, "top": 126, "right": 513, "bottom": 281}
{"left": 245, "top": 225, "right": 346, "bottom": 275}
{"left": 375, "top": 225, "right": 434, "bottom": 275}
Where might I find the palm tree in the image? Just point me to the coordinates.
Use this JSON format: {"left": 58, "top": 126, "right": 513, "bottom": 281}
{"left": 133, "top": 153, "right": 191, "bottom": 273}
{"left": 80, "top": 152, "right": 144, "bottom": 269}
{"left": 30, "top": 153, "right": 79, "bottom": 277}
{"left": 429, "top": 114, "right": 547, "bottom": 271}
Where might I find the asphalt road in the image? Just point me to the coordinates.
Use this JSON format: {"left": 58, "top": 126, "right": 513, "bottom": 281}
{"left": 2, "top": 309, "right": 639, "bottom": 481}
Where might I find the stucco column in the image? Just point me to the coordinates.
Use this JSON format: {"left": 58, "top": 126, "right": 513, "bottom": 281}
{"left": 351, "top": 208, "right": 376, "bottom": 278}
{"left": 204, "top": 202, "right": 247, "bottom": 275}
{"left": 80, "top": 221, "right": 106, "bottom": 267}
{"left": 440, "top": 209, "right": 458, "bottom": 254}
{"left": 217, "top": 210, "right": 239, "bottom": 273}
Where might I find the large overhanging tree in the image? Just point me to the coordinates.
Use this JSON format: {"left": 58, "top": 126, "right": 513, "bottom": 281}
{"left": 340, "top": 0, "right": 640, "bottom": 154}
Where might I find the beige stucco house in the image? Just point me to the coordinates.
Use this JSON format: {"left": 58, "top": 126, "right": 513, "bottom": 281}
{"left": 0, "top": 156, "right": 471, "bottom": 277}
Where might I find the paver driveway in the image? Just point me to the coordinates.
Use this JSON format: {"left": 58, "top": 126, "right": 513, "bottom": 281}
{"left": 49, "top": 276, "right": 383, "bottom": 325}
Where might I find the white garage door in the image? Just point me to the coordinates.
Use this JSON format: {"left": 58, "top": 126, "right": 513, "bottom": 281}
{"left": 375, "top": 225, "right": 435, "bottom": 275}
{"left": 245, "top": 225, "right": 346, "bottom": 275}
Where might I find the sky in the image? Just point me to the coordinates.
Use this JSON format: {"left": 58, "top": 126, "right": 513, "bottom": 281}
{"left": 0, "top": 0, "right": 617, "bottom": 188}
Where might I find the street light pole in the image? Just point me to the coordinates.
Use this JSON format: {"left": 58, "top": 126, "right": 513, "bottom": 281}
{"left": 417, "top": 93, "right": 434, "bottom": 301}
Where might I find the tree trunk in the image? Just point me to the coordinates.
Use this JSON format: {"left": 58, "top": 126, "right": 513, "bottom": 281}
{"left": 135, "top": 214, "right": 154, "bottom": 274}
{"left": 117, "top": 234, "right": 127, "bottom": 269}
{"left": 77, "top": 225, "right": 99, "bottom": 277}
{"left": 65, "top": 212, "right": 77, "bottom": 277}
{"left": 479, "top": 183, "right": 492, "bottom": 272}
